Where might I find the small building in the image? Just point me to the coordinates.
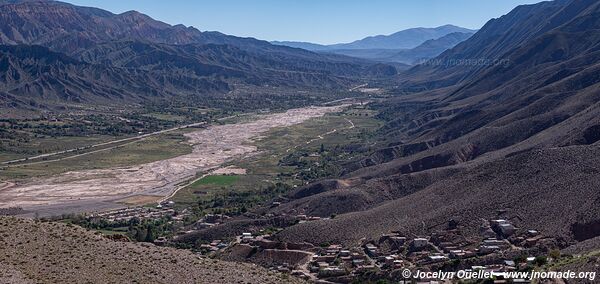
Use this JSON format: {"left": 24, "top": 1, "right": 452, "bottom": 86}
{"left": 428, "top": 254, "right": 448, "bottom": 263}
{"left": 352, "top": 259, "right": 365, "bottom": 267}
{"left": 318, "top": 267, "right": 346, "bottom": 278}
{"left": 383, "top": 256, "right": 395, "bottom": 266}
{"left": 355, "top": 264, "right": 376, "bottom": 273}
{"left": 241, "top": 232, "right": 254, "bottom": 243}
{"left": 498, "top": 223, "right": 516, "bottom": 236}
{"left": 449, "top": 250, "right": 466, "bottom": 259}
{"left": 314, "top": 255, "right": 336, "bottom": 263}
{"left": 483, "top": 238, "right": 507, "bottom": 248}
{"left": 479, "top": 245, "right": 500, "bottom": 254}
{"left": 351, "top": 252, "right": 364, "bottom": 260}
{"left": 389, "top": 236, "right": 407, "bottom": 247}
{"left": 504, "top": 260, "right": 516, "bottom": 267}
{"left": 153, "top": 237, "right": 168, "bottom": 246}
{"left": 412, "top": 238, "right": 429, "bottom": 249}
{"left": 364, "top": 244, "right": 379, "bottom": 257}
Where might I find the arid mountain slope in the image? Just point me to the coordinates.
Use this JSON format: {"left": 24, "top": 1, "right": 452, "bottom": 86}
{"left": 0, "top": 0, "right": 396, "bottom": 113}
{"left": 276, "top": 145, "right": 600, "bottom": 246}
{"left": 318, "top": 32, "right": 474, "bottom": 65}
{"left": 0, "top": 44, "right": 231, "bottom": 110}
{"left": 386, "top": 32, "right": 475, "bottom": 64}
{"left": 0, "top": 217, "right": 300, "bottom": 283}
{"left": 401, "top": 0, "right": 575, "bottom": 88}
{"left": 354, "top": 0, "right": 600, "bottom": 179}
{"left": 272, "top": 0, "right": 600, "bottom": 250}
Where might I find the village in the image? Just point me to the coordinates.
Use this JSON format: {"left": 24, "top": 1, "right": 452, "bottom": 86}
{"left": 130, "top": 207, "right": 556, "bottom": 284}
{"left": 91, "top": 200, "right": 185, "bottom": 222}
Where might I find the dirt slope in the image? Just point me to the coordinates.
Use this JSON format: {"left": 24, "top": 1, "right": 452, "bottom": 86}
{"left": 0, "top": 217, "right": 301, "bottom": 284}
{"left": 276, "top": 145, "right": 600, "bottom": 247}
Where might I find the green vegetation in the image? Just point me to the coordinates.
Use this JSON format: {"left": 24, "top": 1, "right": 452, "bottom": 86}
{"left": 190, "top": 175, "right": 240, "bottom": 187}
{"left": 0, "top": 134, "right": 121, "bottom": 163}
{"left": 0, "top": 131, "right": 193, "bottom": 180}
{"left": 170, "top": 105, "right": 383, "bottom": 218}
{"left": 0, "top": 102, "right": 229, "bottom": 164}
{"left": 242, "top": 106, "right": 382, "bottom": 183}
{"left": 58, "top": 214, "right": 177, "bottom": 242}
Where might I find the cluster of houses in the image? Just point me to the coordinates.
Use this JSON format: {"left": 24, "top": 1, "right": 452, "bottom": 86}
{"left": 197, "top": 239, "right": 231, "bottom": 252}
{"left": 92, "top": 201, "right": 182, "bottom": 222}
{"left": 194, "top": 213, "right": 232, "bottom": 230}
{"left": 98, "top": 205, "right": 552, "bottom": 283}
{"left": 211, "top": 216, "right": 555, "bottom": 283}
{"left": 308, "top": 244, "right": 375, "bottom": 281}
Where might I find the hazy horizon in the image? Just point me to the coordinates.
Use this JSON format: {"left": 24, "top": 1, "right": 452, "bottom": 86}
{"left": 63, "top": 0, "right": 542, "bottom": 45}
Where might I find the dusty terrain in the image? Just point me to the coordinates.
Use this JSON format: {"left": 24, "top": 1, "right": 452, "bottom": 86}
{"left": 262, "top": 0, "right": 600, "bottom": 255}
{"left": 0, "top": 217, "right": 301, "bottom": 284}
{"left": 275, "top": 145, "right": 600, "bottom": 246}
{"left": 0, "top": 105, "right": 346, "bottom": 215}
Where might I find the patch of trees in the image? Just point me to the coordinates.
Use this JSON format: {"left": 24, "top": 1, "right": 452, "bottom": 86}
{"left": 56, "top": 214, "right": 176, "bottom": 243}
{"left": 196, "top": 182, "right": 293, "bottom": 216}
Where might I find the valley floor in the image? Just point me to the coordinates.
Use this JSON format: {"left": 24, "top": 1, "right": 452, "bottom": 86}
{"left": 0, "top": 104, "right": 348, "bottom": 216}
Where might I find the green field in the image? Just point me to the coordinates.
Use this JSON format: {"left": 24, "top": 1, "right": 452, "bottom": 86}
{"left": 170, "top": 173, "right": 267, "bottom": 207}
{"left": 0, "top": 135, "right": 124, "bottom": 163}
{"left": 0, "top": 130, "right": 193, "bottom": 181}
{"left": 240, "top": 107, "right": 382, "bottom": 177}
{"left": 190, "top": 175, "right": 240, "bottom": 187}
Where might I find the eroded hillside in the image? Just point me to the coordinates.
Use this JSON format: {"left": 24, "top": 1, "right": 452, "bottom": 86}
{"left": 0, "top": 217, "right": 300, "bottom": 283}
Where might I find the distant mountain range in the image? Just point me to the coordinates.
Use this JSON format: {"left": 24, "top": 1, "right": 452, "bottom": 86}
{"left": 272, "top": 25, "right": 476, "bottom": 64}
{"left": 324, "top": 32, "right": 475, "bottom": 65}
{"left": 273, "top": 25, "right": 476, "bottom": 50}
{"left": 0, "top": 0, "right": 396, "bottom": 113}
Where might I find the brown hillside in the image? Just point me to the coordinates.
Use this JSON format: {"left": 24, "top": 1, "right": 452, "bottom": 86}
{"left": 0, "top": 217, "right": 301, "bottom": 284}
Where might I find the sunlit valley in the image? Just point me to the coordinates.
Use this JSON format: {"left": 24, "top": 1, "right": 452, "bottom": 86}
{"left": 1, "top": 0, "right": 600, "bottom": 283}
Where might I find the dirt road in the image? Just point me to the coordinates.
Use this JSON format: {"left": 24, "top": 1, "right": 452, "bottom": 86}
{"left": 0, "top": 105, "right": 347, "bottom": 216}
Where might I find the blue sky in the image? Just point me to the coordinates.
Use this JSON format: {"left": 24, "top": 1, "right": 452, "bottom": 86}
{"left": 64, "top": 0, "right": 542, "bottom": 44}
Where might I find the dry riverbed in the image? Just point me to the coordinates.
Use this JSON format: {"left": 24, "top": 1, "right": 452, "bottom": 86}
{"left": 0, "top": 105, "right": 347, "bottom": 215}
